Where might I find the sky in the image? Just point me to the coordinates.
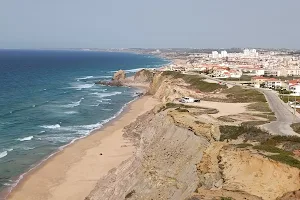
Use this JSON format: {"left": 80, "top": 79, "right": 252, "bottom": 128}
{"left": 0, "top": 0, "right": 299, "bottom": 49}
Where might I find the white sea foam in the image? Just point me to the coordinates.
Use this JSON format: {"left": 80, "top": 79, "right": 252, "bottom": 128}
{"left": 17, "top": 136, "right": 33, "bottom": 142}
{"left": 4, "top": 97, "right": 139, "bottom": 197}
{"left": 21, "top": 147, "right": 35, "bottom": 151}
{"left": 90, "top": 104, "right": 100, "bottom": 107}
{"left": 91, "top": 91, "right": 122, "bottom": 98}
{"left": 102, "top": 108, "right": 113, "bottom": 111}
{"left": 0, "top": 151, "right": 8, "bottom": 158}
{"left": 111, "top": 68, "right": 154, "bottom": 73}
{"left": 62, "top": 97, "right": 84, "bottom": 108}
{"left": 40, "top": 124, "right": 61, "bottom": 129}
{"left": 70, "top": 83, "right": 95, "bottom": 90}
{"left": 77, "top": 75, "right": 112, "bottom": 80}
{"left": 64, "top": 111, "right": 78, "bottom": 115}
{"left": 77, "top": 76, "right": 94, "bottom": 80}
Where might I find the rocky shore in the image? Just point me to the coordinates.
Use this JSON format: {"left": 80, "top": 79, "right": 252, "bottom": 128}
{"left": 86, "top": 70, "right": 300, "bottom": 200}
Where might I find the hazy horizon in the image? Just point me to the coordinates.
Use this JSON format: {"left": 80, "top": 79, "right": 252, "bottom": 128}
{"left": 1, "top": 0, "right": 300, "bottom": 49}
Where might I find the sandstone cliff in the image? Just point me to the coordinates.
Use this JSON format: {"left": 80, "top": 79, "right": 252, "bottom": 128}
{"left": 86, "top": 107, "right": 210, "bottom": 200}
{"left": 88, "top": 71, "right": 300, "bottom": 200}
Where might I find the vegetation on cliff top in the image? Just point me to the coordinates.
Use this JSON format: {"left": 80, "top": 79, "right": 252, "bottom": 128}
{"left": 220, "top": 124, "right": 300, "bottom": 169}
{"left": 291, "top": 122, "right": 300, "bottom": 134}
{"left": 222, "top": 86, "right": 266, "bottom": 103}
{"left": 161, "top": 71, "right": 226, "bottom": 92}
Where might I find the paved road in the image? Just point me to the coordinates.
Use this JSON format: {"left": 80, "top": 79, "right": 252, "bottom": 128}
{"left": 186, "top": 73, "right": 300, "bottom": 136}
{"left": 259, "top": 89, "right": 300, "bottom": 136}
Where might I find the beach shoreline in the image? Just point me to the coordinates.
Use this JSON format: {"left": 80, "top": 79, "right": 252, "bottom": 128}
{"left": 5, "top": 94, "right": 159, "bottom": 200}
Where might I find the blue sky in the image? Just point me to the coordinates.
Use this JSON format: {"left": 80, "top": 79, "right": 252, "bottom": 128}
{"left": 0, "top": 0, "right": 299, "bottom": 49}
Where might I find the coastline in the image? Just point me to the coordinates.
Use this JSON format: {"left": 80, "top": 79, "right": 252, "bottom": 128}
{"left": 5, "top": 95, "right": 159, "bottom": 200}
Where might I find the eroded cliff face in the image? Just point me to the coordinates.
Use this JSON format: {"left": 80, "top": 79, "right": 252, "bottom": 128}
{"left": 87, "top": 71, "right": 300, "bottom": 200}
{"left": 148, "top": 72, "right": 226, "bottom": 103}
{"left": 86, "top": 103, "right": 300, "bottom": 200}
{"left": 195, "top": 144, "right": 300, "bottom": 200}
{"left": 86, "top": 108, "right": 210, "bottom": 200}
{"left": 148, "top": 72, "right": 197, "bottom": 102}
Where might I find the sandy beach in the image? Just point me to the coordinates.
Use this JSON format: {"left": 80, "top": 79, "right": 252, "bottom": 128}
{"left": 7, "top": 95, "right": 159, "bottom": 200}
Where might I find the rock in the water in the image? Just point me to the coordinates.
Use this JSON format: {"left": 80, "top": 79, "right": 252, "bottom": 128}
{"left": 96, "top": 70, "right": 126, "bottom": 86}
{"left": 112, "top": 70, "right": 126, "bottom": 81}
{"left": 95, "top": 80, "right": 123, "bottom": 87}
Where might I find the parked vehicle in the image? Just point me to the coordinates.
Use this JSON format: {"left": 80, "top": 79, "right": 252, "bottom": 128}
{"left": 179, "top": 97, "right": 200, "bottom": 103}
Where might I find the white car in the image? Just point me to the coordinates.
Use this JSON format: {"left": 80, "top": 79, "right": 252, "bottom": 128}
{"left": 179, "top": 97, "right": 200, "bottom": 103}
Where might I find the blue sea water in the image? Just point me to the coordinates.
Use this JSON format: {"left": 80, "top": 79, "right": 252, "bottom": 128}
{"left": 0, "top": 49, "right": 168, "bottom": 192}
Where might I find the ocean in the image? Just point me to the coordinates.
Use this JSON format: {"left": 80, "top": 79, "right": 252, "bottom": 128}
{"left": 0, "top": 49, "right": 168, "bottom": 193}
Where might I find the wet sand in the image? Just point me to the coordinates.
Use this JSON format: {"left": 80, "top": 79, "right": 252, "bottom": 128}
{"left": 7, "top": 95, "right": 159, "bottom": 200}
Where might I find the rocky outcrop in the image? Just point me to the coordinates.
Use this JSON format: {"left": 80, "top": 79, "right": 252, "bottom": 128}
{"left": 148, "top": 72, "right": 226, "bottom": 103}
{"left": 133, "top": 69, "right": 154, "bottom": 83}
{"left": 112, "top": 70, "right": 126, "bottom": 81}
{"left": 277, "top": 190, "right": 300, "bottom": 200}
{"left": 219, "top": 146, "right": 300, "bottom": 200}
{"left": 96, "top": 70, "right": 126, "bottom": 86}
{"left": 196, "top": 144, "right": 300, "bottom": 200}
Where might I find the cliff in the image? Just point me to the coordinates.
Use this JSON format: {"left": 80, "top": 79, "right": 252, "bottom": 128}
{"left": 87, "top": 70, "right": 300, "bottom": 200}
{"left": 86, "top": 106, "right": 211, "bottom": 200}
{"left": 148, "top": 71, "right": 227, "bottom": 103}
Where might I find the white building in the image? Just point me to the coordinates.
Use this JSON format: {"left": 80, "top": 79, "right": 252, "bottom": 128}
{"left": 243, "top": 49, "right": 250, "bottom": 56}
{"left": 244, "top": 49, "right": 258, "bottom": 57}
{"left": 255, "top": 69, "right": 265, "bottom": 76}
{"left": 220, "top": 50, "right": 228, "bottom": 58}
{"left": 289, "top": 84, "right": 300, "bottom": 96}
{"left": 265, "top": 78, "right": 285, "bottom": 89}
{"left": 212, "top": 51, "right": 219, "bottom": 59}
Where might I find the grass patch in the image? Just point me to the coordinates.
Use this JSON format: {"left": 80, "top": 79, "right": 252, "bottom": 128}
{"left": 222, "top": 86, "right": 266, "bottom": 103}
{"left": 235, "top": 143, "right": 253, "bottom": 148}
{"left": 267, "top": 154, "right": 300, "bottom": 169}
{"left": 217, "top": 116, "right": 235, "bottom": 122}
{"left": 221, "top": 197, "right": 232, "bottom": 200}
{"left": 220, "top": 75, "right": 252, "bottom": 81}
{"left": 241, "top": 121, "right": 268, "bottom": 126}
{"left": 253, "top": 145, "right": 292, "bottom": 156}
{"left": 175, "top": 107, "right": 189, "bottom": 112}
{"left": 247, "top": 102, "right": 272, "bottom": 113}
{"left": 158, "top": 103, "right": 218, "bottom": 115}
{"left": 219, "top": 125, "right": 244, "bottom": 141}
{"left": 220, "top": 124, "right": 270, "bottom": 142}
{"left": 250, "top": 113, "right": 276, "bottom": 121}
{"left": 279, "top": 95, "right": 300, "bottom": 103}
{"left": 162, "top": 71, "right": 226, "bottom": 92}
{"left": 291, "top": 123, "right": 300, "bottom": 134}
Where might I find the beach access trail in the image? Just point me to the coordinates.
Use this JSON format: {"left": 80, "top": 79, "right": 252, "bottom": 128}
{"left": 8, "top": 96, "right": 159, "bottom": 200}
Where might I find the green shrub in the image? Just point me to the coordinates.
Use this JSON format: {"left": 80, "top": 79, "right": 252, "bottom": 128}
{"left": 221, "top": 197, "right": 232, "bottom": 200}
{"left": 253, "top": 145, "right": 292, "bottom": 156}
{"left": 162, "top": 71, "right": 226, "bottom": 92}
{"left": 222, "top": 86, "right": 266, "bottom": 103}
{"left": 175, "top": 108, "right": 189, "bottom": 112}
{"left": 235, "top": 143, "right": 253, "bottom": 148}
{"left": 268, "top": 154, "right": 300, "bottom": 169}
{"left": 247, "top": 102, "right": 272, "bottom": 113}
{"left": 291, "top": 123, "right": 300, "bottom": 134}
{"left": 241, "top": 121, "right": 268, "bottom": 126}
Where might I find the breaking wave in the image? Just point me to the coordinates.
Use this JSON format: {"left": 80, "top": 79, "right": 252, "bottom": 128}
{"left": 40, "top": 124, "right": 61, "bottom": 129}
{"left": 17, "top": 136, "right": 33, "bottom": 142}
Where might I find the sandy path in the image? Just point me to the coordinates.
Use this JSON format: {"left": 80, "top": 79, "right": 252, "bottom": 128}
{"left": 187, "top": 101, "right": 250, "bottom": 117}
{"left": 8, "top": 96, "right": 159, "bottom": 200}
